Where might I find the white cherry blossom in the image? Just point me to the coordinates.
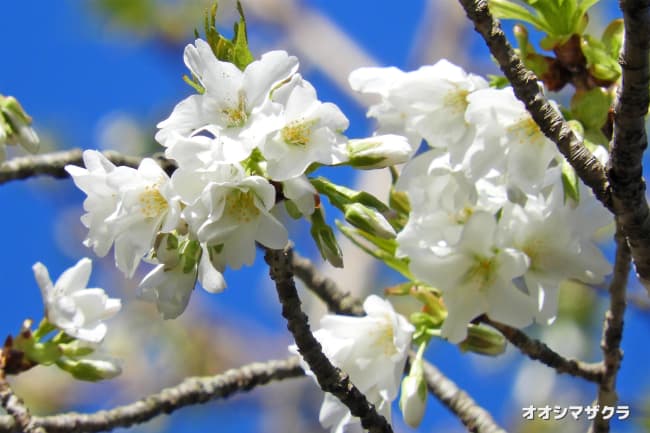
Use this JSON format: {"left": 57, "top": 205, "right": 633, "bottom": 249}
{"left": 156, "top": 39, "right": 299, "bottom": 163}
{"left": 170, "top": 163, "right": 288, "bottom": 269}
{"left": 290, "top": 295, "right": 414, "bottom": 433}
{"left": 258, "top": 74, "right": 349, "bottom": 181}
{"left": 499, "top": 196, "right": 612, "bottom": 323}
{"left": 65, "top": 151, "right": 180, "bottom": 278}
{"left": 465, "top": 87, "right": 561, "bottom": 190}
{"left": 32, "top": 258, "right": 121, "bottom": 343}
{"left": 403, "top": 211, "right": 534, "bottom": 343}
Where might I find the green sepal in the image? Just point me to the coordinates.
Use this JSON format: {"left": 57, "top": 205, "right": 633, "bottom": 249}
{"left": 59, "top": 342, "right": 95, "bottom": 358}
{"left": 310, "top": 177, "right": 390, "bottom": 213}
{"left": 231, "top": 1, "right": 255, "bottom": 69}
{"left": 284, "top": 200, "right": 303, "bottom": 219}
{"left": 310, "top": 207, "right": 344, "bottom": 268}
{"left": 200, "top": 1, "right": 254, "bottom": 71}
{"left": 561, "top": 158, "right": 581, "bottom": 203}
{"left": 16, "top": 338, "right": 63, "bottom": 365}
{"left": 180, "top": 239, "right": 202, "bottom": 274}
{"left": 458, "top": 323, "right": 507, "bottom": 356}
{"left": 337, "top": 222, "right": 413, "bottom": 279}
{"left": 410, "top": 312, "right": 442, "bottom": 346}
{"left": 31, "top": 319, "right": 57, "bottom": 341}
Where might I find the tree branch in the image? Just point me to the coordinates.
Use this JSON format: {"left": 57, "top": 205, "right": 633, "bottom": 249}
{"left": 480, "top": 317, "right": 602, "bottom": 383}
{"left": 456, "top": 0, "right": 611, "bottom": 209}
{"left": 0, "top": 357, "right": 304, "bottom": 433}
{"left": 264, "top": 247, "right": 393, "bottom": 433}
{"left": 590, "top": 227, "right": 630, "bottom": 433}
{"left": 0, "top": 375, "right": 44, "bottom": 433}
{"left": 290, "top": 250, "right": 509, "bottom": 433}
{"left": 608, "top": 0, "right": 650, "bottom": 292}
{"left": 0, "top": 149, "right": 175, "bottom": 185}
{"left": 420, "top": 358, "right": 507, "bottom": 433}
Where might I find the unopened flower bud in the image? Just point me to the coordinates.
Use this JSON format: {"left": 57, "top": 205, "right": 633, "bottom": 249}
{"left": 57, "top": 356, "right": 122, "bottom": 381}
{"left": 400, "top": 345, "right": 427, "bottom": 427}
{"left": 344, "top": 203, "right": 396, "bottom": 239}
{"left": 0, "top": 95, "right": 39, "bottom": 155}
{"left": 310, "top": 208, "right": 343, "bottom": 268}
{"left": 458, "top": 324, "right": 506, "bottom": 356}
{"left": 347, "top": 135, "right": 412, "bottom": 169}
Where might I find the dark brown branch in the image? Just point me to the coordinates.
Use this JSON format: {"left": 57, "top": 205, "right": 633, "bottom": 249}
{"left": 292, "top": 250, "right": 509, "bottom": 433}
{"left": 608, "top": 0, "right": 650, "bottom": 292}
{"left": 456, "top": 0, "right": 611, "bottom": 209}
{"left": 480, "top": 317, "right": 602, "bottom": 383}
{"left": 290, "top": 250, "right": 364, "bottom": 316}
{"left": 420, "top": 358, "right": 507, "bottom": 433}
{"left": 0, "top": 357, "right": 304, "bottom": 433}
{"left": 0, "top": 375, "right": 45, "bottom": 433}
{"left": 591, "top": 228, "right": 630, "bottom": 433}
{"left": 0, "top": 149, "right": 175, "bottom": 185}
{"left": 264, "top": 247, "right": 393, "bottom": 433}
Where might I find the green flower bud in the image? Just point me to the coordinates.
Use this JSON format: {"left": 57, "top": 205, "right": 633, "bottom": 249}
{"left": 400, "top": 345, "right": 427, "bottom": 428}
{"left": 347, "top": 135, "right": 412, "bottom": 169}
{"left": 458, "top": 324, "right": 506, "bottom": 356}
{"left": 344, "top": 203, "right": 396, "bottom": 239}
{"left": 57, "top": 356, "right": 122, "bottom": 381}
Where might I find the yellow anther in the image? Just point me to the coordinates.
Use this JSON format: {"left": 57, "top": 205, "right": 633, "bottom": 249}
{"left": 224, "top": 190, "right": 260, "bottom": 223}
{"left": 281, "top": 119, "right": 318, "bottom": 146}
{"left": 138, "top": 184, "right": 168, "bottom": 218}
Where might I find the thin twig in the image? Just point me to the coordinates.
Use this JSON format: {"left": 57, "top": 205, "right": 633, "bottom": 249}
{"left": 264, "top": 247, "right": 394, "bottom": 433}
{"left": 0, "top": 357, "right": 304, "bottom": 433}
{"left": 456, "top": 0, "right": 611, "bottom": 209}
{"left": 290, "top": 250, "right": 364, "bottom": 316}
{"left": 420, "top": 358, "right": 507, "bottom": 433}
{"left": 480, "top": 317, "right": 602, "bottom": 383}
{"left": 291, "top": 250, "right": 509, "bottom": 433}
{"left": 608, "top": 0, "right": 650, "bottom": 292}
{"left": 0, "top": 149, "right": 175, "bottom": 185}
{"left": 590, "top": 228, "right": 630, "bottom": 433}
{"left": 0, "top": 375, "right": 45, "bottom": 433}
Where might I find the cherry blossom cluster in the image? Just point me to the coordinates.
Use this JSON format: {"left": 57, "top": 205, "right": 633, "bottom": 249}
{"left": 291, "top": 296, "right": 415, "bottom": 433}
{"left": 351, "top": 60, "right": 613, "bottom": 342}
{"left": 65, "top": 39, "right": 410, "bottom": 319}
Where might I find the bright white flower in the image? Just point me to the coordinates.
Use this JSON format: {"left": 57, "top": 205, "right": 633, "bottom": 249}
{"left": 65, "top": 150, "right": 181, "bottom": 278}
{"left": 290, "top": 295, "right": 414, "bottom": 433}
{"left": 387, "top": 60, "right": 487, "bottom": 151}
{"left": 465, "top": 87, "right": 561, "bottom": 190}
{"left": 138, "top": 237, "right": 226, "bottom": 319}
{"left": 348, "top": 66, "right": 411, "bottom": 136}
{"left": 396, "top": 150, "right": 506, "bottom": 248}
{"left": 403, "top": 211, "right": 534, "bottom": 343}
{"left": 282, "top": 175, "right": 317, "bottom": 216}
{"left": 258, "top": 74, "right": 349, "bottom": 181}
{"left": 349, "top": 60, "right": 487, "bottom": 161}
{"left": 156, "top": 39, "right": 299, "bottom": 163}
{"left": 32, "top": 258, "right": 121, "bottom": 343}
{"left": 170, "top": 163, "right": 288, "bottom": 269}
{"left": 499, "top": 196, "right": 612, "bottom": 323}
